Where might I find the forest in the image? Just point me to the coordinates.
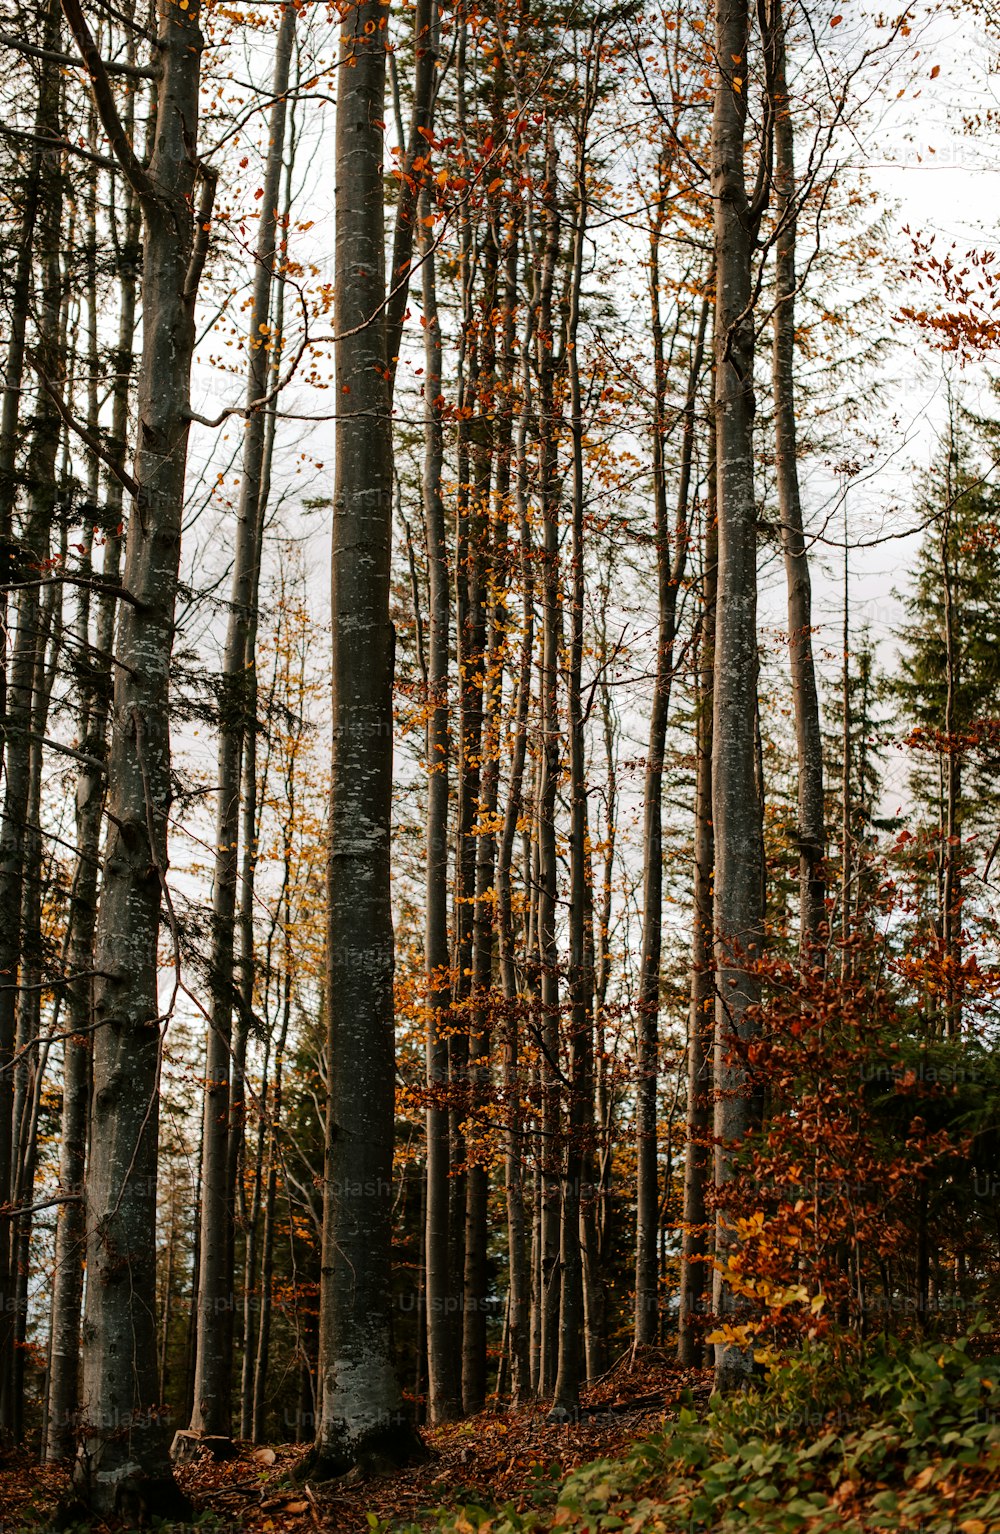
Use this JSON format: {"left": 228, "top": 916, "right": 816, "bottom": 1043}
{"left": 0, "top": 0, "right": 999, "bottom": 1526}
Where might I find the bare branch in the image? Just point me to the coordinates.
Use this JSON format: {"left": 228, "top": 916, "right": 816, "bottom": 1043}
{"left": 0, "top": 30, "right": 155, "bottom": 79}
{"left": 27, "top": 349, "right": 140, "bottom": 501}
{"left": 60, "top": 0, "right": 154, "bottom": 198}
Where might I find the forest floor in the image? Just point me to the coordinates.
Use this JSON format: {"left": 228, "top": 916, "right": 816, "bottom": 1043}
{"left": 0, "top": 1353, "right": 707, "bottom": 1532}
{"left": 5, "top": 1337, "right": 1000, "bottom": 1532}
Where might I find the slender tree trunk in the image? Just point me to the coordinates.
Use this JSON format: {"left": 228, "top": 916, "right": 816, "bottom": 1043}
{"left": 10, "top": 559, "right": 63, "bottom": 1440}
{"left": 252, "top": 972, "right": 291, "bottom": 1443}
{"left": 0, "top": 0, "right": 63, "bottom": 781}
{"left": 62, "top": 0, "right": 212, "bottom": 1505}
{"left": 308, "top": 0, "right": 418, "bottom": 1471}
{"left": 633, "top": 221, "right": 709, "bottom": 1348}
{"left": 462, "top": 209, "right": 500, "bottom": 1417}
{"left": 536, "top": 130, "right": 562, "bottom": 1399}
{"left": 678, "top": 460, "right": 717, "bottom": 1366}
{"left": 192, "top": 0, "right": 295, "bottom": 1442}
{"left": 497, "top": 235, "right": 536, "bottom": 1409}
{"left": 0, "top": 12, "right": 63, "bottom": 1421}
{"left": 710, "top": 0, "right": 769, "bottom": 1392}
{"left": 772, "top": 4, "right": 824, "bottom": 954}
{"left": 552, "top": 87, "right": 596, "bottom": 1413}
{"left": 236, "top": 120, "right": 295, "bottom": 1442}
{"left": 421, "top": 173, "right": 461, "bottom": 1423}
{"left": 46, "top": 136, "right": 138, "bottom": 1457}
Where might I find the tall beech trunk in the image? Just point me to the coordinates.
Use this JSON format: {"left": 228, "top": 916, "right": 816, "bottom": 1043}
{"left": 497, "top": 234, "right": 536, "bottom": 1406}
{"left": 772, "top": 5, "right": 824, "bottom": 954}
{"left": 536, "top": 131, "right": 562, "bottom": 1399}
{"left": 0, "top": 11, "right": 63, "bottom": 1420}
{"left": 552, "top": 83, "right": 596, "bottom": 1412}
{"left": 0, "top": 0, "right": 63, "bottom": 773}
{"left": 238, "top": 129, "right": 294, "bottom": 1442}
{"left": 633, "top": 200, "right": 710, "bottom": 1347}
{"left": 251, "top": 968, "right": 291, "bottom": 1443}
{"left": 192, "top": 0, "right": 295, "bottom": 1441}
{"left": 60, "top": 0, "right": 212, "bottom": 1507}
{"left": 422, "top": 173, "right": 460, "bottom": 1423}
{"left": 678, "top": 462, "right": 717, "bottom": 1366}
{"left": 10, "top": 548, "right": 63, "bottom": 1440}
{"left": 710, "top": 0, "right": 769, "bottom": 1391}
{"left": 462, "top": 215, "right": 500, "bottom": 1416}
{"left": 309, "top": 0, "right": 417, "bottom": 1472}
{"left": 46, "top": 143, "right": 138, "bottom": 1459}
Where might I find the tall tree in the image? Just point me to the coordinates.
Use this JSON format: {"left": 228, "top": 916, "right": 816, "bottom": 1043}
{"left": 771, "top": 1, "right": 825, "bottom": 953}
{"left": 58, "top": 0, "right": 213, "bottom": 1506}
{"left": 191, "top": 0, "right": 296, "bottom": 1445}
{"left": 709, "top": 0, "right": 771, "bottom": 1391}
{"left": 308, "top": 0, "right": 420, "bottom": 1472}
{"left": 0, "top": 5, "right": 63, "bottom": 1421}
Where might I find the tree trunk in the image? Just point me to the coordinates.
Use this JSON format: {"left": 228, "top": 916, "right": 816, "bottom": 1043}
{"left": 62, "top": 0, "right": 211, "bottom": 1507}
{"left": 772, "top": 3, "right": 824, "bottom": 955}
{"left": 678, "top": 457, "right": 717, "bottom": 1366}
{"left": 192, "top": 0, "right": 295, "bottom": 1442}
{"left": 308, "top": 0, "right": 418, "bottom": 1472}
{"left": 536, "top": 129, "right": 562, "bottom": 1400}
{"left": 710, "top": 0, "right": 768, "bottom": 1392}
{"left": 552, "top": 90, "right": 595, "bottom": 1413}
{"left": 633, "top": 206, "right": 709, "bottom": 1347}
{"left": 0, "top": 8, "right": 63, "bottom": 1423}
{"left": 497, "top": 232, "right": 536, "bottom": 1409}
{"left": 421, "top": 174, "right": 460, "bottom": 1423}
{"left": 47, "top": 112, "right": 138, "bottom": 1460}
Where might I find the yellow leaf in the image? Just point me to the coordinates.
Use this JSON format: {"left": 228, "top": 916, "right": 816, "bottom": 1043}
{"left": 958, "top": 1521, "right": 986, "bottom": 1534}
{"left": 911, "top": 1466, "right": 934, "bottom": 1490}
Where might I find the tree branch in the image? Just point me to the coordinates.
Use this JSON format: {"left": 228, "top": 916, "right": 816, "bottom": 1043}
{"left": 0, "top": 124, "right": 118, "bottom": 173}
{"left": 27, "top": 349, "right": 140, "bottom": 501}
{"left": 60, "top": 0, "right": 155, "bottom": 198}
{"left": 184, "top": 161, "right": 218, "bottom": 302}
{"left": 0, "top": 30, "right": 155, "bottom": 79}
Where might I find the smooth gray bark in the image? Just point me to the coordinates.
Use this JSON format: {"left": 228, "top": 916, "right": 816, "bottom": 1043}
{"left": 772, "top": 5, "right": 825, "bottom": 954}
{"left": 0, "top": 4, "right": 63, "bottom": 1420}
{"left": 421, "top": 177, "right": 460, "bottom": 1424}
{"left": 710, "top": 0, "right": 769, "bottom": 1392}
{"left": 308, "top": 0, "right": 419, "bottom": 1472}
{"left": 497, "top": 240, "right": 536, "bottom": 1407}
{"left": 61, "top": 0, "right": 211, "bottom": 1507}
{"left": 536, "top": 133, "right": 562, "bottom": 1399}
{"left": 678, "top": 467, "right": 717, "bottom": 1366}
{"left": 191, "top": 0, "right": 295, "bottom": 1441}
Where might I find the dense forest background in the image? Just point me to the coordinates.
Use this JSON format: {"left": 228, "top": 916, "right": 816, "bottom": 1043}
{"left": 0, "top": 0, "right": 999, "bottom": 1523}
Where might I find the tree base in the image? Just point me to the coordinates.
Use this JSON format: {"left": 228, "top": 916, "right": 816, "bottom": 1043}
{"left": 297, "top": 1416, "right": 427, "bottom": 1483}
{"left": 72, "top": 1458, "right": 192, "bottom": 1524}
